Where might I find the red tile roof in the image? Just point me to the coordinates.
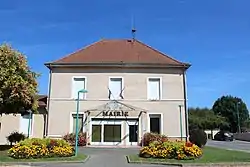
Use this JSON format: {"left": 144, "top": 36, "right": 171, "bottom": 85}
{"left": 46, "top": 39, "right": 190, "bottom": 68}
{"left": 37, "top": 95, "right": 47, "bottom": 108}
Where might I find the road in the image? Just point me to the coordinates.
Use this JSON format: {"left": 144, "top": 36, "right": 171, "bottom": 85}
{"left": 207, "top": 139, "right": 250, "bottom": 152}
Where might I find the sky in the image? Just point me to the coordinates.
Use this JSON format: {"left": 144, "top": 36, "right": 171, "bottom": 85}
{"left": 0, "top": 0, "right": 250, "bottom": 108}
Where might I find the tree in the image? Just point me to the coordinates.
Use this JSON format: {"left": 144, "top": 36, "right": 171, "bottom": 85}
{"left": 212, "top": 95, "right": 249, "bottom": 133}
{"left": 0, "top": 44, "right": 39, "bottom": 115}
{"left": 188, "top": 107, "right": 228, "bottom": 131}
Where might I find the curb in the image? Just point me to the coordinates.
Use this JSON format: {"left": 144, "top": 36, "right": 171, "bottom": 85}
{"left": 126, "top": 156, "right": 250, "bottom": 167}
{"left": 0, "top": 155, "right": 90, "bottom": 166}
{"left": 126, "top": 155, "right": 182, "bottom": 166}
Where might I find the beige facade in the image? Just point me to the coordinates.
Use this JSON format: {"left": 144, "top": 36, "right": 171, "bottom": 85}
{"left": 47, "top": 67, "right": 188, "bottom": 146}
{"left": 0, "top": 113, "right": 45, "bottom": 145}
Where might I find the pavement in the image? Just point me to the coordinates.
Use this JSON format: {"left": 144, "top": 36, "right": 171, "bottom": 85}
{"left": 207, "top": 139, "right": 250, "bottom": 152}
{"left": 14, "top": 147, "right": 176, "bottom": 167}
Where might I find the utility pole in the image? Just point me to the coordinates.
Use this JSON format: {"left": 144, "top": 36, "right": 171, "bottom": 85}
{"left": 236, "top": 102, "right": 241, "bottom": 133}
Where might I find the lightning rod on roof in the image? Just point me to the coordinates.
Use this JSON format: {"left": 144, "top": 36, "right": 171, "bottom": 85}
{"left": 131, "top": 14, "right": 136, "bottom": 40}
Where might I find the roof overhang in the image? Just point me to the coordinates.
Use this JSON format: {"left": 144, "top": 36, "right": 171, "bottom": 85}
{"left": 44, "top": 62, "right": 191, "bottom": 70}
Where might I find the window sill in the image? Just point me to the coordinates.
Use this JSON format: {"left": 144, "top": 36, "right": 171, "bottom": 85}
{"left": 72, "top": 98, "right": 87, "bottom": 101}
{"left": 147, "top": 99, "right": 161, "bottom": 101}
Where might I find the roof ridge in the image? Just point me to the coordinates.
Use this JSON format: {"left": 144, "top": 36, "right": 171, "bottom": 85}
{"left": 135, "top": 39, "right": 184, "bottom": 65}
{"left": 49, "top": 39, "right": 105, "bottom": 63}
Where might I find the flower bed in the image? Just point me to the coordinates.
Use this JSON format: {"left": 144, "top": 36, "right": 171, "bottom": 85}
{"left": 63, "top": 132, "right": 87, "bottom": 146}
{"left": 8, "top": 138, "right": 74, "bottom": 159}
{"left": 140, "top": 132, "right": 168, "bottom": 146}
{"left": 139, "top": 141, "right": 202, "bottom": 160}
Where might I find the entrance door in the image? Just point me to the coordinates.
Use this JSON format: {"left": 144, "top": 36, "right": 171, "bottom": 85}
{"left": 129, "top": 125, "right": 138, "bottom": 143}
{"left": 104, "top": 124, "right": 121, "bottom": 145}
{"left": 126, "top": 121, "right": 139, "bottom": 145}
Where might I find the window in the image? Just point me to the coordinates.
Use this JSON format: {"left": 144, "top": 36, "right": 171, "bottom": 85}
{"left": 109, "top": 77, "right": 123, "bottom": 100}
{"left": 149, "top": 114, "right": 162, "bottom": 134}
{"left": 147, "top": 78, "right": 161, "bottom": 100}
{"left": 72, "top": 77, "right": 86, "bottom": 99}
{"left": 72, "top": 114, "right": 84, "bottom": 133}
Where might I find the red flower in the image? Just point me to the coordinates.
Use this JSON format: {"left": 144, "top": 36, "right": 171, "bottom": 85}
{"left": 185, "top": 142, "right": 193, "bottom": 147}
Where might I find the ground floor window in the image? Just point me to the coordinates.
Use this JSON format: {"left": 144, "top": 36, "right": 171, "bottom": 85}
{"left": 92, "top": 125, "right": 101, "bottom": 142}
{"left": 72, "top": 114, "right": 84, "bottom": 133}
{"left": 149, "top": 114, "right": 161, "bottom": 134}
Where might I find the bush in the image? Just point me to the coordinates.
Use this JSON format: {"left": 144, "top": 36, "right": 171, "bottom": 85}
{"left": 7, "top": 131, "right": 26, "bottom": 145}
{"left": 140, "top": 132, "right": 168, "bottom": 146}
{"left": 139, "top": 141, "right": 202, "bottom": 160}
{"left": 8, "top": 138, "right": 74, "bottom": 159}
{"left": 189, "top": 129, "right": 207, "bottom": 148}
{"left": 63, "top": 132, "right": 86, "bottom": 146}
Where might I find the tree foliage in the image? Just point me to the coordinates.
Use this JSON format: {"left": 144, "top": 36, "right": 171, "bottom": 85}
{"left": 0, "top": 44, "right": 39, "bottom": 115}
{"left": 189, "top": 107, "right": 229, "bottom": 131}
{"left": 212, "top": 95, "right": 249, "bottom": 133}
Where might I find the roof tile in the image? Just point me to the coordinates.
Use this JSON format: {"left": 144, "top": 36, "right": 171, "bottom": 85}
{"left": 51, "top": 39, "right": 188, "bottom": 66}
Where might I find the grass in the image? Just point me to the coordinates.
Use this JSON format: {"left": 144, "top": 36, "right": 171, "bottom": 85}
{"left": 128, "top": 146, "right": 250, "bottom": 164}
{"left": 0, "top": 145, "right": 87, "bottom": 163}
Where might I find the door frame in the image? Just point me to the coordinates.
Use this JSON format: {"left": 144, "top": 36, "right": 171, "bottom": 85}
{"left": 90, "top": 120, "right": 124, "bottom": 145}
{"left": 147, "top": 113, "right": 163, "bottom": 134}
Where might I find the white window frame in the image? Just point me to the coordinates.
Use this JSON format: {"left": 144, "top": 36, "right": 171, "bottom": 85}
{"left": 71, "top": 76, "right": 87, "bottom": 100}
{"left": 69, "top": 112, "right": 85, "bottom": 133}
{"left": 147, "top": 77, "right": 162, "bottom": 100}
{"left": 108, "top": 76, "right": 124, "bottom": 100}
{"left": 146, "top": 113, "right": 163, "bottom": 135}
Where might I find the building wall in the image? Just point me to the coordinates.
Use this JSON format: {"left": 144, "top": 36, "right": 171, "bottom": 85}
{"left": 0, "top": 114, "right": 20, "bottom": 144}
{"left": 32, "top": 114, "right": 45, "bottom": 138}
{"left": 0, "top": 113, "right": 45, "bottom": 145}
{"left": 50, "top": 68, "right": 185, "bottom": 100}
{"left": 48, "top": 67, "right": 187, "bottom": 141}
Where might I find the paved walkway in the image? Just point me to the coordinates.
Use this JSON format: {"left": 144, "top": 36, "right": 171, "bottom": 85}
{"left": 38, "top": 147, "right": 175, "bottom": 167}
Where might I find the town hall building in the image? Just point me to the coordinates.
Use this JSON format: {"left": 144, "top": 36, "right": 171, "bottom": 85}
{"left": 44, "top": 38, "right": 190, "bottom": 146}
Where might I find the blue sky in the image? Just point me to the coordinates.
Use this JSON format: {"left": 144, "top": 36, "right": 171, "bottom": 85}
{"left": 1, "top": 0, "right": 250, "bottom": 108}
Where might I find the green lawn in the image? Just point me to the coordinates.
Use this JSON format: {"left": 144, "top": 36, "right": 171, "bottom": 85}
{"left": 0, "top": 147, "right": 87, "bottom": 162}
{"left": 128, "top": 146, "right": 250, "bottom": 164}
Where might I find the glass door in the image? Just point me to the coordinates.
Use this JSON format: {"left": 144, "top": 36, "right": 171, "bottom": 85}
{"left": 126, "top": 120, "right": 139, "bottom": 145}
{"left": 129, "top": 125, "right": 138, "bottom": 143}
{"left": 104, "top": 125, "right": 122, "bottom": 144}
{"left": 90, "top": 121, "right": 123, "bottom": 145}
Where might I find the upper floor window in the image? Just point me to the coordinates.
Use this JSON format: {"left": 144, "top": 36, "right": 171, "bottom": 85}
{"left": 109, "top": 77, "right": 123, "bottom": 100}
{"left": 72, "top": 77, "right": 86, "bottom": 99}
{"left": 147, "top": 78, "right": 162, "bottom": 100}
